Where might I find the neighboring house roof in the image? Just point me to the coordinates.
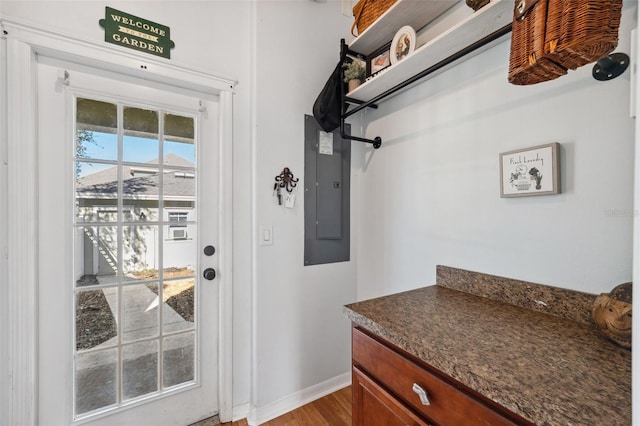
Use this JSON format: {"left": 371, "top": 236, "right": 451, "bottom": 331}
{"left": 77, "top": 153, "right": 195, "bottom": 199}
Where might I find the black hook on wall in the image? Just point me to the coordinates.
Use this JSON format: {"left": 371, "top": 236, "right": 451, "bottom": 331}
{"left": 275, "top": 167, "right": 299, "bottom": 192}
{"left": 273, "top": 167, "right": 299, "bottom": 205}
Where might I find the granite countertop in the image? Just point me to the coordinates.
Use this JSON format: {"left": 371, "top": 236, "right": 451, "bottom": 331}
{"left": 344, "top": 267, "right": 631, "bottom": 425}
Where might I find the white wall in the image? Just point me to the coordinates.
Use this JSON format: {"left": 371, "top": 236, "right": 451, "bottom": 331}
{"left": 0, "top": 26, "right": 7, "bottom": 426}
{"left": 3, "top": 0, "right": 635, "bottom": 423}
{"left": 0, "top": 0, "right": 255, "bottom": 413}
{"left": 354, "top": 2, "right": 638, "bottom": 300}
{"left": 252, "top": 0, "right": 356, "bottom": 420}
{"left": 0, "top": 0, "right": 357, "bottom": 422}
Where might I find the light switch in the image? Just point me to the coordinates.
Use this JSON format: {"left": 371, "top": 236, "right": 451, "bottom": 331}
{"left": 259, "top": 225, "right": 273, "bottom": 245}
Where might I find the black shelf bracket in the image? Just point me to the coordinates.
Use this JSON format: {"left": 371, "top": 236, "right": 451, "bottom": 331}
{"left": 340, "top": 39, "right": 382, "bottom": 149}
{"left": 338, "top": 22, "right": 513, "bottom": 150}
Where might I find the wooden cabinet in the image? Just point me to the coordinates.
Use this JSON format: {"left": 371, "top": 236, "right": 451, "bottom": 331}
{"left": 351, "top": 326, "right": 532, "bottom": 426}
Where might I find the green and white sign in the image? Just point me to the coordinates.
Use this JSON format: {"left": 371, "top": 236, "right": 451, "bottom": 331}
{"left": 99, "top": 7, "right": 175, "bottom": 59}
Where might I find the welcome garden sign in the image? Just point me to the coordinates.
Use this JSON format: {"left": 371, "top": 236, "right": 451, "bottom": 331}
{"left": 99, "top": 7, "right": 175, "bottom": 59}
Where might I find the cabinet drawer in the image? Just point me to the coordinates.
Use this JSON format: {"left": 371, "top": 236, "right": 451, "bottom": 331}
{"left": 353, "top": 366, "right": 430, "bottom": 426}
{"left": 352, "top": 327, "right": 518, "bottom": 426}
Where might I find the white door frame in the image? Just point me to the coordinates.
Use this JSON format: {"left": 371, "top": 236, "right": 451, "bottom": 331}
{"left": 0, "top": 17, "right": 235, "bottom": 425}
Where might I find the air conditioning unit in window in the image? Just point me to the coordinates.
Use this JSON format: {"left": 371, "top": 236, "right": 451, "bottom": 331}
{"left": 171, "top": 228, "right": 187, "bottom": 239}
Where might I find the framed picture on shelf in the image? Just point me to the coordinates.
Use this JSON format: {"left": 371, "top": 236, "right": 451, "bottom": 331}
{"left": 366, "top": 42, "right": 391, "bottom": 78}
{"left": 390, "top": 25, "right": 416, "bottom": 65}
{"left": 499, "top": 142, "right": 560, "bottom": 198}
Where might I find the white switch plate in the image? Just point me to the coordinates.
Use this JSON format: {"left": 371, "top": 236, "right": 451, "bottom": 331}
{"left": 259, "top": 225, "right": 273, "bottom": 245}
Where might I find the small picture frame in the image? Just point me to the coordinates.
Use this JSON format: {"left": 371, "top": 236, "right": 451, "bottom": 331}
{"left": 367, "top": 42, "right": 391, "bottom": 77}
{"left": 499, "top": 143, "right": 560, "bottom": 197}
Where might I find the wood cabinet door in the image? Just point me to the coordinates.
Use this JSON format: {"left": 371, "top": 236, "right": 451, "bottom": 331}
{"left": 353, "top": 367, "right": 430, "bottom": 426}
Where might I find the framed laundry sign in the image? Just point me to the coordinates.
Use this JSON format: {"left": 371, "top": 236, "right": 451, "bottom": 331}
{"left": 500, "top": 143, "right": 560, "bottom": 197}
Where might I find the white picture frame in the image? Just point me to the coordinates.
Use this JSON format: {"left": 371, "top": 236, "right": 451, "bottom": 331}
{"left": 500, "top": 143, "right": 560, "bottom": 197}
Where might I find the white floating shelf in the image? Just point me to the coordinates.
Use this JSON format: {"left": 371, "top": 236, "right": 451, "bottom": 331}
{"left": 347, "top": 0, "right": 514, "bottom": 102}
{"left": 349, "top": 0, "right": 459, "bottom": 54}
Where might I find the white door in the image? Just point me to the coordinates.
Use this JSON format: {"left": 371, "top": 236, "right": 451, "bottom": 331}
{"left": 37, "top": 57, "right": 222, "bottom": 425}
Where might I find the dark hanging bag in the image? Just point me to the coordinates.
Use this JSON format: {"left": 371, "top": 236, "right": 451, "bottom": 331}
{"left": 312, "top": 60, "right": 347, "bottom": 133}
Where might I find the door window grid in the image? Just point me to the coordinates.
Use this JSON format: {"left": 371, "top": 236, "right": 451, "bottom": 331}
{"left": 73, "top": 95, "right": 198, "bottom": 419}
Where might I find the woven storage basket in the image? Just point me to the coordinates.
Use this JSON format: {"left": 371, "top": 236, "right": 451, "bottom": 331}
{"left": 545, "top": 0, "right": 622, "bottom": 70}
{"left": 509, "top": 0, "right": 622, "bottom": 85}
{"left": 351, "top": 0, "right": 398, "bottom": 37}
{"left": 508, "top": 0, "right": 566, "bottom": 85}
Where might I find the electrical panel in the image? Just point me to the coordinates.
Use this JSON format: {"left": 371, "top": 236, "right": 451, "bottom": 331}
{"left": 304, "top": 115, "right": 351, "bottom": 265}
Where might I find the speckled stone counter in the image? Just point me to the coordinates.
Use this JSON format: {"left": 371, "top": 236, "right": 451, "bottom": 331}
{"left": 344, "top": 267, "right": 631, "bottom": 425}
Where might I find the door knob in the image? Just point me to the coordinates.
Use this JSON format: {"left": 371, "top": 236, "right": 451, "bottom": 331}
{"left": 203, "top": 268, "right": 216, "bottom": 280}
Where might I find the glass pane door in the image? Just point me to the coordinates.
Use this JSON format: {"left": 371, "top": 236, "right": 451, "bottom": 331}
{"left": 74, "top": 97, "right": 198, "bottom": 418}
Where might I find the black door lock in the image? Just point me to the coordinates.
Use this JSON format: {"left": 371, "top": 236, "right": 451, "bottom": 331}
{"left": 203, "top": 268, "right": 216, "bottom": 280}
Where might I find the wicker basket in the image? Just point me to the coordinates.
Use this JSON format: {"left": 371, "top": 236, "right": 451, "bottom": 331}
{"left": 545, "top": 0, "right": 622, "bottom": 70}
{"left": 351, "top": 0, "right": 398, "bottom": 37}
{"left": 508, "top": 0, "right": 566, "bottom": 85}
{"left": 508, "top": 0, "right": 622, "bottom": 85}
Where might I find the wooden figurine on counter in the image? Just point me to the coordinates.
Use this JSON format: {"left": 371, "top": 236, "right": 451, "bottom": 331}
{"left": 592, "top": 282, "right": 632, "bottom": 349}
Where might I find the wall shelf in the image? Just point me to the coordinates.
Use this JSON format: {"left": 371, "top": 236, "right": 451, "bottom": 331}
{"left": 348, "top": 0, "right": 514, "bottom": 102}
{"left": 339, "top": 0, "right": 515, "bottom": 149}
{"left": 348, "top": 0, "right": 458, "bottom": 55}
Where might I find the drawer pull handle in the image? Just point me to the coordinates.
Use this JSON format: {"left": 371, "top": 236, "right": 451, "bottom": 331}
{"left": 412, "top": 383, "right": 430, "bottom": 406}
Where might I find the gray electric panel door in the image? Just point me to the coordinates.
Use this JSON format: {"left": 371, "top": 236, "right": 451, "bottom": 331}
{"left": 304, "top": 115, "right": 350, "bottom": 265}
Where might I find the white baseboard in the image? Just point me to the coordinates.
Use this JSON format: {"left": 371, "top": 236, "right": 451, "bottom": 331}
{"left": 232, "top": 402, "right": 250, "bottom": 422}
{"left": 248, "top": 372, "right": 351, "bottom": 426}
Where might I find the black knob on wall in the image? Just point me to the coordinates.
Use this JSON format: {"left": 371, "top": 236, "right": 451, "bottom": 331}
{"left": 204, "top": 245, "right": 216, "bottom": 256}
{"left": 203, "top": 268, "right": 216, "bottom": 281}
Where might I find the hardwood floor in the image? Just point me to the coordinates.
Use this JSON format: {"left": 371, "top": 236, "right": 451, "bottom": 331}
{"left": 222, "top": 386, "right": 352, "bottom": 426}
